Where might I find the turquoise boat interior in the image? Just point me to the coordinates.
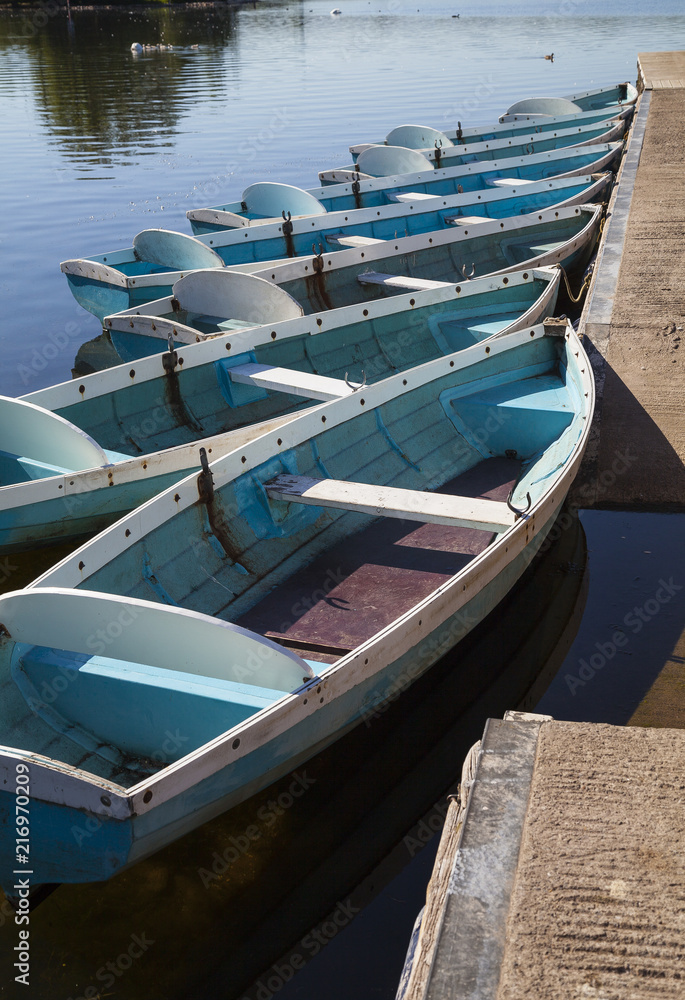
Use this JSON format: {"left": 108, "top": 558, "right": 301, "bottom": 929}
{"left": 190, "top": 146, "right": 617, "bottom": 227}
{"left": 183, "top": 177, "right": 606, "bottom": 266}
{"left": 260, "top": 212, "right": 594, "bottom": 314}
{"left": 106, "top": 265, "right": 556, "bottom": 367}
{"left": 2, "top": 331, "right": 585, "bottom": 795}
{"left": 0, "top": 397, "right": 128, "bottom": 490}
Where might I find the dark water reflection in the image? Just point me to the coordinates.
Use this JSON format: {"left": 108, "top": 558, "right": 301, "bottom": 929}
{"left": 0, "top": 5, "right": 241, "bottom": 167}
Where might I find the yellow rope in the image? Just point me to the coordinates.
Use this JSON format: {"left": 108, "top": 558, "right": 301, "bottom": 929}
{"left": 558, "top": 263, "right": 593, "bottom": 305}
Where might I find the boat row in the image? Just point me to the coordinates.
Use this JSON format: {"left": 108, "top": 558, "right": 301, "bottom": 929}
{"left": 0, "top": 82, "right": 632, "bottom": 898}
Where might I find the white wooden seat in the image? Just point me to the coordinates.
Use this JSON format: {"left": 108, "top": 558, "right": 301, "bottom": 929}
{"left": 444, "top": 214, "right": 490, "bottom": 226}
{"left": 357, "top": 272, "right": 452, "bottom": 292}
{"left": 264, "top": 474, "right": 517, "bottom": 532}
{"left": 228, "top": 363, "right": 355, "bottom": 401}
{"left": 386, "top": 191, "right": 442, "bottom": 203}
{"left": 324, "top": 234, "right": 387, "bottom": 248}
{"left": 484, "top": 177, "right": 536, "bottom": 187}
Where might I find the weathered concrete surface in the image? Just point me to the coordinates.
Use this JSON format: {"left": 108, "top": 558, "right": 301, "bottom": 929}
{"left": 573, "top": 55, "right": 685, "bottom": 510}
{"left": 496, "top": 721, "right": 685, "bottom": 1000}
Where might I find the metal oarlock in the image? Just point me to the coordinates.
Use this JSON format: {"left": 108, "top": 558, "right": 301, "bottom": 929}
{"left": 507, "top": 490, "right": 532, "bottom": 518}
{"left": 344, "top": 371, "right": 367, "bottom": 391}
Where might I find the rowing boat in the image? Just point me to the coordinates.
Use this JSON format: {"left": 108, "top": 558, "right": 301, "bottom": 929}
{"left": 330, "top": 117, "right": 626, "bottom": 181}
{"left": 104, "top": 264, "right": 560, "bottom": 360}
{"left": 107, "top": 206, "right": 598, "bottom": 352}
{"left": 347, "top": 83, "right": 636, "bottom": 158}
{"left": 500, "top": 81, "right": 639, "bottom": 123}
{"left": 188, "top": 142, "right": 621, "bottom": 234}
{"left": 240, "top": 203, "right": 601, "bottom": 316}
{"left": 62, "top": 172, "right": 610, "bottom": 322}
{"left": 0, "top": 316, "right": 594, "bottom": 892}
{"left": 1, "top": 267, "right": 560, "bottom": 550}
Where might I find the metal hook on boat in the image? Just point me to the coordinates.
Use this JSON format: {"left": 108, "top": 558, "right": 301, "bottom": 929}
{"left": 281, "top": 210, "right": 293, "bottom": 235}
{"left": 461, "top": 262, "right": 476, "bottom": 279}
{"left": 434, "top": 137, "right": 443, "bottom": 167}
{"left": 456, "top": 120, "right": 463, "bottom": 142}
{"left": 162, "top": 331, "right": 178, "bottom": 372}
{"left": 197, "top": 446, "right": 214, "bottom": 504}
{"left": 312, "top": 247, "right": 324, "bottom": 272}
{"left": 507, "top": 490, "right": 532, "bottom": 519}
{"left": 311, "top": 242, "right": 325, "bottom": 273}
{"left": 344, "top": 370, "right": 367, "bottom": 391}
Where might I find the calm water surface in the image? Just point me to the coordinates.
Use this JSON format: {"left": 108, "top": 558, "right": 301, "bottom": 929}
{"left": 1, "top": 2, "right": 684, "bottom": 997}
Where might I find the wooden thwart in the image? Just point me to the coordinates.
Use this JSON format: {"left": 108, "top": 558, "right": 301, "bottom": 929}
{"left": 228, "top": 363, "right": 354, "bottom": 401}
{"left": 485, "top": 177, "right": 536, "bottom": 187}
{"left": 265, "top": 474, "right": 517, "bottom": 532}
{"left": 388, "top": 191, "right": 443, "bottom": 203}
{"left": 444, "top": 214, "right": 490, "bottom": 226}
{"left": 357, "top": 272, "right": 453, "bottom": 292}
{"left": 324, "top": 234, "right": 386, "bottom": 247}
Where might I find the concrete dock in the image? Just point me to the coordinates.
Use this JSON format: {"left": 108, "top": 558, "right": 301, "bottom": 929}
{"left": 397, "top": 54, "right": 685, "bottom": 1000}
{"left": 575, "top": 52, "right": 685, "bottom": 511}
{"left": 399, "top": 712, "right": 685, "bottom": 1000}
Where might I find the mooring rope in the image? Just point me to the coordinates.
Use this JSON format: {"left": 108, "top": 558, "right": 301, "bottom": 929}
{"left": 559, "top": 261, "right": 594, "bottom": 304}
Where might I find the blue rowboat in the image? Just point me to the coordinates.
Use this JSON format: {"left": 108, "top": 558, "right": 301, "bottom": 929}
{"left": 62, "top": 172, "right": 610, "bottom": 322}
{"left": 104, "top": 263, "right": 560, "bottom": 360}
{"left": 326, "top": 117, "right": 626, "bottom": 182}
{"left": 187, "top": 141, "right": 621, "bottom": 234}
{"left": 2, "top": 267, "right": 560, "bottom": 551}
{"left": 241, "top": 203, "right": 602, "bottom": 317}
{"left": 347, "top": 83, "right": 637, "bottom": 158}
{"left": 0, "top": 316, "right": 594, "bottom": 892}
{"left": 107, "top": 206, "right": 598, "bottom": 357}
{"left": 500, "top": 82, "right": 639, "bottom": 123}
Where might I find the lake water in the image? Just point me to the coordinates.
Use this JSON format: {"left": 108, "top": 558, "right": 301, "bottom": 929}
{"left": 1, "top": 1, "right": 684, "bottom": 997}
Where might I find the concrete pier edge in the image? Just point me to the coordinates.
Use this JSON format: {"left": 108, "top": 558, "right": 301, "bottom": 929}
{"left": 400, "top": 712, "right": 548, "bottom": 1000}
{"left": 570, "top": 53, "right": 685, "bottom": 510}
{"left": 569, "top": 82, "right": 649, "bottom": 508}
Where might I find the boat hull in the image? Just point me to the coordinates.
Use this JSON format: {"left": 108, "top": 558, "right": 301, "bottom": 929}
{"left": 0, "top": 323, "right": 594, "bottom": 890}
{"left": 0, "top": 497, "right": 563, "bottom": 889}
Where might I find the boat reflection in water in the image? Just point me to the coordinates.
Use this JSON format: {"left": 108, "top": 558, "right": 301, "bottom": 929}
{"left": 0, "top": 507, "right": 587, "bottom": 1000}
